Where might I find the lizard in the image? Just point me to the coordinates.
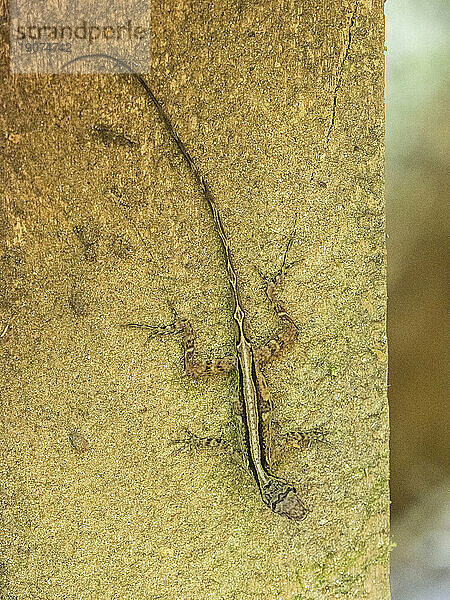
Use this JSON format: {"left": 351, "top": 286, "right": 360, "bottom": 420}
{"left": 63, "top": 53, "right": 325, "bottom": 521}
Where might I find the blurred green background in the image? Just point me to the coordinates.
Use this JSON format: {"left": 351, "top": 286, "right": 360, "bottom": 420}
{"left": 386, "top": 1, "right": 449, "bottom": 598}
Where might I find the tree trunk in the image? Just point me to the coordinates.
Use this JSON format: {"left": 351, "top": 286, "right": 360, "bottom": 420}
{"left": 0, "top": 1, "right": 389, "bottom": 598}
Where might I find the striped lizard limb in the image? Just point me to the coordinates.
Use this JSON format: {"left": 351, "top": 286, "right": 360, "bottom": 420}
{"left": 127, "top": 316, "right": 236, "bottom": 377}
{"left": 64, "top": 53, "right": 323, "bottom": 521}
{"left": 254, "top": 228, "right": 301, "bottom": 365}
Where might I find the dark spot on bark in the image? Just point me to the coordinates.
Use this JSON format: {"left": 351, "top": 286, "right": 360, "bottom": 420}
{"left": 68, "top": 291, "right": 88, "bottom": 316}
{"left": 69, "top": 429, "right": 91, "bottom": 453}
{"left": 109, "top": 235, "right": 135, "bottom": 259}
{"left": 92, "top": 124, "right": 137, "bottom": 148}
{"left": 73, "top": 222, "right": 100, "bottom": 261}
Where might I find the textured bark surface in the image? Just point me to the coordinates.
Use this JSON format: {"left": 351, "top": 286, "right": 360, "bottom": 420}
{"left": 0, "top": 1, "right": 389, "bottom": 598}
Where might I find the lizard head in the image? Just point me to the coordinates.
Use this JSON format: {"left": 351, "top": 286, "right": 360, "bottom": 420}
{"left": 262, "top": 477, "right": 309, "bottom": 521}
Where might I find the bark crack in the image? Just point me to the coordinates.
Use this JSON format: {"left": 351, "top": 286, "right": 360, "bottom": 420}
{"left": 326, "top": 2, "right": 359, "bottom": 147}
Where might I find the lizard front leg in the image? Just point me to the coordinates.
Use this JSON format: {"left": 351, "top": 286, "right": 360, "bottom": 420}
{"left": 253, "top": 361, "right": 328, "bottom": 470}
{"left": 266, "top": 419, "right": 329, "bottom": 474}
{"left": 170, "top": 428, "right": 229, "bottom": 452}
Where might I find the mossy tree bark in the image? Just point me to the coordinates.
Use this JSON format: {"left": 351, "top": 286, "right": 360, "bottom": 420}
{"left": 0, "top": 1, "right": 389, "bottom": 598}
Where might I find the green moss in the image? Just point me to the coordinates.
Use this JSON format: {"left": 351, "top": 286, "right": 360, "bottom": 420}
{"left": 365, "top": 475, "right": 390, "bottom": 516}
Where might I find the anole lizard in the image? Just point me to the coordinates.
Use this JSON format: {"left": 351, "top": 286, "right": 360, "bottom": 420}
{"left": 64, "top": 54, "right": 324, "bottom": 520}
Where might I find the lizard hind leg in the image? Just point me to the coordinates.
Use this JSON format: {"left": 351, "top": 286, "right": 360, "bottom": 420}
{"left": 125, "top": 303, "right": 185, "bottom": 342}
{"left": 126, "top": 319, "right": 185, "bottom": 343}
{"left": 255, "top": 218, "right": 302, "bottom": 366}
{"left": 125, "top": 311, "right": 236, "bottom": 377}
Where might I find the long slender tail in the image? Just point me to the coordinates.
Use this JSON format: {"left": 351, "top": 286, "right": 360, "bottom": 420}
{"left": 63, "top": 53, "right": 241, "bottom": 308}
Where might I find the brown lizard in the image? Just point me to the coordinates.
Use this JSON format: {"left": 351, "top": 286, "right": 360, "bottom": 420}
{"left": 64, "top": 54, "right": 325, "bottom": 520}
